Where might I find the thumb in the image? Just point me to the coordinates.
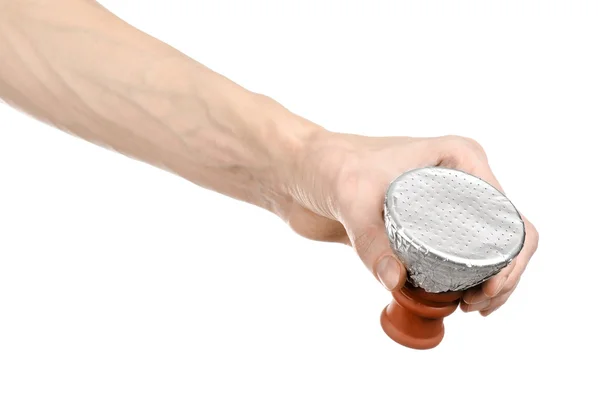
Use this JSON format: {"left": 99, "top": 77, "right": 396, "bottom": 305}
{"left": 350, "top": 222, "right": 407, "bottom": 291}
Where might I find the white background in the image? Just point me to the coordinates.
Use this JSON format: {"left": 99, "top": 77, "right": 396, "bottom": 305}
{"left": 1, "top": 1, "right": 598, "bottom": 396}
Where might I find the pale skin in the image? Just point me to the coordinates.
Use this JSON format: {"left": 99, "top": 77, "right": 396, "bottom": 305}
{"left": 0, "top": 1, "right": 538, "bottom": 316}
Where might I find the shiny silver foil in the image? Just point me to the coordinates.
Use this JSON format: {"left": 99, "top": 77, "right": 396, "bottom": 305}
{"left": 384, "top": 167, "right": 525, "bottom": 293}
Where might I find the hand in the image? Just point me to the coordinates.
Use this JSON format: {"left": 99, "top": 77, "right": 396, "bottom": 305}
{"left": 285, "top": 132, "right": 539, "bottom": 316}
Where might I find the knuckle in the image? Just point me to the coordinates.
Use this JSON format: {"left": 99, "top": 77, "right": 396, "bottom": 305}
{"left": 352, "top": 225, "right": 378, "bottom": 259}
{"left": 461, "top": 136, "right": 487, "bottom": 159}
{"left": 444, "top": 135, "right": 483, "bottom": 151}
{"left": 466, "top": 137, "right": 486, "bottom": 153}
{"left": 439, "top": 135, "right": 488, "bottom": 165}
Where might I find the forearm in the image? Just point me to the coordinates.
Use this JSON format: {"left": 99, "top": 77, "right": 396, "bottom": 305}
{"left": 0, "top": 0, "right": 319, "bottom": 215}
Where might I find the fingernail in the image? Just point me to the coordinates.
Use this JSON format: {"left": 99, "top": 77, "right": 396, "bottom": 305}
{"left": 375, "top": 257, "right": 401, "bottom": 291}
{"left": 464, "top": 292, "right": 486, "bottom": 304}
{"left": 471, "top": 296, "right": 487, "bottom": 304}
{"left": 468, "top": 299, "right": 491, "bottom": 312}
{"left": 481, "top": 308, "right": 498, "bottom": 317}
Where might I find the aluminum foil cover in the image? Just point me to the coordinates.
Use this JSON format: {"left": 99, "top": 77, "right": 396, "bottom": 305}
{"left": 384, "top": 167, "right": 525, "bottom": 293}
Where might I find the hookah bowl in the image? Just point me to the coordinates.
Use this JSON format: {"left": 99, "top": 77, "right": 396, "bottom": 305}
{"left": 381, "top": 167, "right": 525, "bottom": 349}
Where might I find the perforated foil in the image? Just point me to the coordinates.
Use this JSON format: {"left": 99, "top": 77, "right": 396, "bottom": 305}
{"left": 384, "top": 167, "right": 525, "bottom": 293}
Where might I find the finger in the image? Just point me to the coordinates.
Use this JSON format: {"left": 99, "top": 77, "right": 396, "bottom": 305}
{"left": 480, "top": 260, "right": 517, "bottom": 298}
{"left": 479, "top": 307, "right": 498, "bottom": 317}
{"left": 435, "top": 136, "right": 505, "bottom": 192}
{"left": 349, "top": 222, "right": 407, "bottom": 291}
{"left": 462, "top": 221, "right": 536, "bottom": 304}
{"left": 462, "top": 157, "right": 536, "bottom": 299}
{"left": 438, "top": 141, "right": 510, "bottom": 304}
{"left": 460, "top": 181, "right": 537, "bottom": 303}
{"left": 479, "top": 283, "right": 519, "bottom": 316}
{"left": 460, "top": 298, "right": 491, "bottom": 313}
{"left": 462, "top": 281, "right": 518, "bottom": 314}
{"left": 462, "top": 257, "right": 517, "bottom": 304}
{"left": 438, "top": 138, "right": 539, "bottom": 309}
{"left": 480, "top": 218, "right": 538, "bottom": 298}
{"left": 469, "top": 161, "right": 505, "bottom": 193}
{"left": 471, "top": 280, "right": 521, "bottom": 316}
{"left": 463, "top": 259, "right": 518, "bottom": 304}
{"left": 462, "top": 278, "right": 518, "bottom": 312}
{"left": 461, "top": 285, "right": 483, "bottom": 304}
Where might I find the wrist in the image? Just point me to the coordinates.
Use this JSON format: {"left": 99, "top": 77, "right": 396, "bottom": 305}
{"left": 249, "top": 94, "right": 329, "bottom": 217}
{"left": 282, "top": 126, "right": 349, "bottom": 221}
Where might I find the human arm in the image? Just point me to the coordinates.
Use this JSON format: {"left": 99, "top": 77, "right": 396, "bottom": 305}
{"left": 0, "top": 0, "right": 538, "bottom": 314}
{"left": 0, "top": 0, "right": 316, "bottom": 217}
